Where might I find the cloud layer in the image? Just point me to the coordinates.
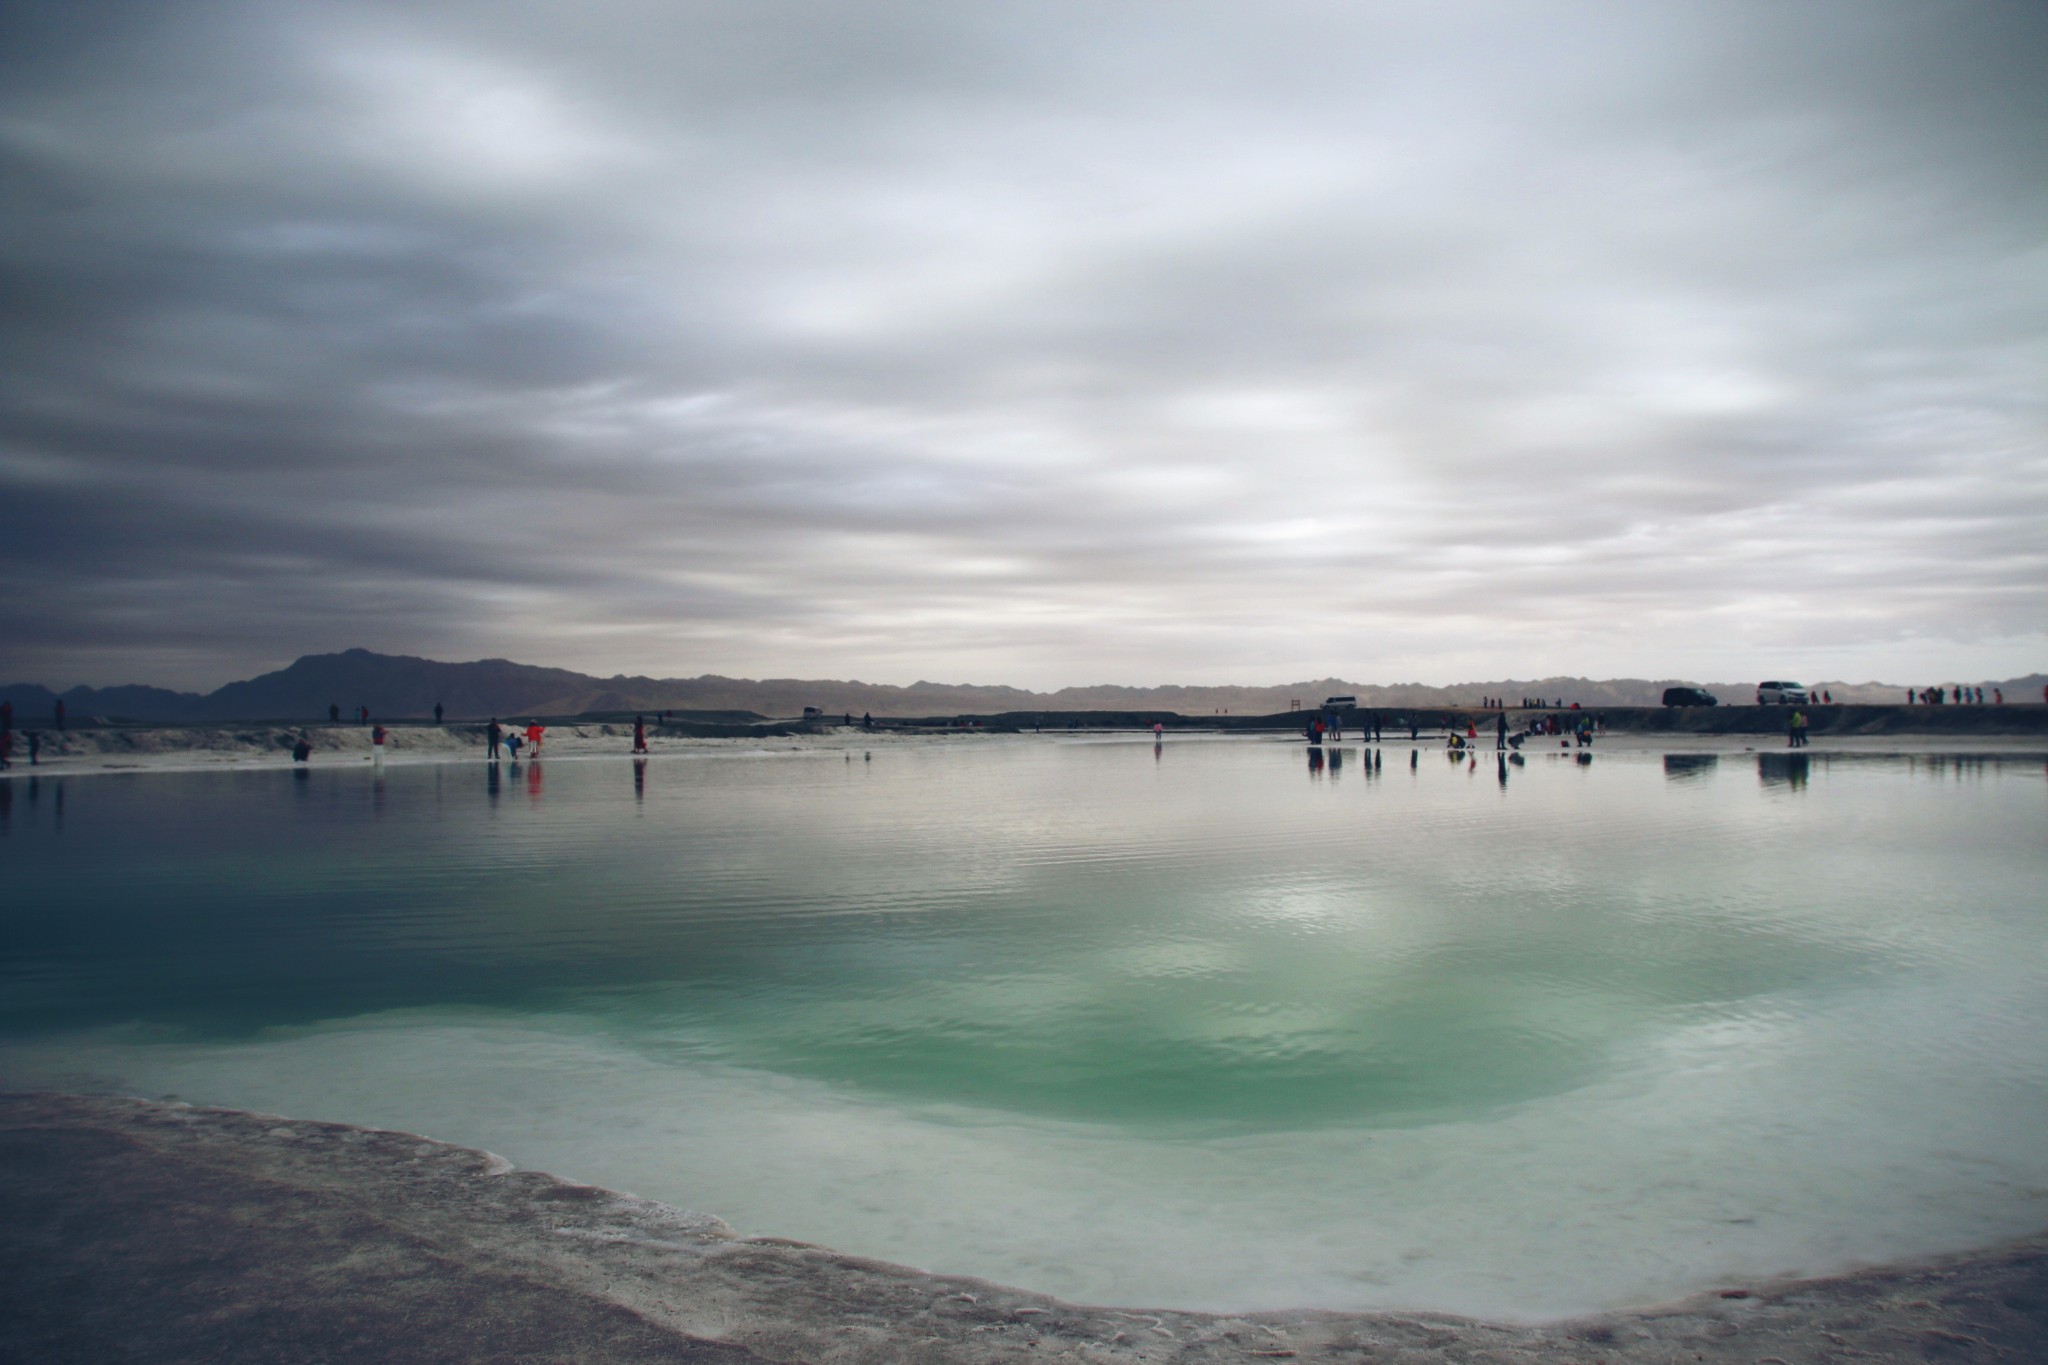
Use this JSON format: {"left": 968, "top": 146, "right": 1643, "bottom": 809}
{"left": 3, "top": 0, "right": 2043, "bottom": 689}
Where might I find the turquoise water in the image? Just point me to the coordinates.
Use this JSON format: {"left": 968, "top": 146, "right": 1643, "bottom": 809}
{"left": 2, "top": 740, "right": 2045, "bottom": 1317}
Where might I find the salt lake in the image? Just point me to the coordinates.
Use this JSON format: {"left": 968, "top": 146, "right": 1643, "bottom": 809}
{"left": 1, "top": 737, "right": 2043, "bottom": 1320}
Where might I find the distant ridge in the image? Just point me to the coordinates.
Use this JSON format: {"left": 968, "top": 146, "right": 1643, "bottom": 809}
{"left": 3, "top": 649, "right": 2042, "bottom": 722}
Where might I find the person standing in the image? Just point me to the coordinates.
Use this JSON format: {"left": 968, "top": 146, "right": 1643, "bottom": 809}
{"left": 487, "top": 718, "right": 502, "bottom": 762}
{"left": 371, "top": 723, "right": 387, "bottom": 764}
{"left": 330, "top": 703, "right": 340, "bottom": 723}
{"left": 524, "top": 721, "right": 545, "bottom": 758}
{"left": 27, "top": 731, "right": 40, "bottom": 766}
{"left": 53, "top": 698, "right": 65, "bottom": 731}
{"left": 1496, "top": 711, "right": 1508, "bottom": 751}
{"left": 632, "top": 715, "right": 648, "bottom": 754}
{"left": 434, "top": 702, "right": 444, "bottom": 724}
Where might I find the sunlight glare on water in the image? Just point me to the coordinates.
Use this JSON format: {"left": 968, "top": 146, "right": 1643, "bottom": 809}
{"left": 1, "top": 740, "right": 2045, "bottom": 1318}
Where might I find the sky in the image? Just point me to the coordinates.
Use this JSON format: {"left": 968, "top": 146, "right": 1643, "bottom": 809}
{"left": 2, "top": 1, "right": 2044, "bottom": 692}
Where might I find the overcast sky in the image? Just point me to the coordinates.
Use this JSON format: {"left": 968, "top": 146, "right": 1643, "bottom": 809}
{"left": 3, "top": 1, "right": 2043, "bottom": 691}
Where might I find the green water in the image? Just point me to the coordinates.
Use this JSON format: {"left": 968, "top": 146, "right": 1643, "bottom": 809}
{"left": 2, "top": 740, "right": 2043, "bottom": 1316}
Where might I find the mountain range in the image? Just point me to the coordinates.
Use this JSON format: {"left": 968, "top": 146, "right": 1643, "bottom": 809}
{"left": 4, "top": 649, "right": 2041, "bottom": 724}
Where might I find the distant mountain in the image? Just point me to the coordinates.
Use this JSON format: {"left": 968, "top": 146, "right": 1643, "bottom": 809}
{"left": 2, "top": 649, "right": 2039, "bottom": 723}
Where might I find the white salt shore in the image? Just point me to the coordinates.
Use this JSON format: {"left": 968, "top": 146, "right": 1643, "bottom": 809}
{"left": 3, "top": 1092, "right": 2042, "bottom": 1364}
{"left": 5, "top": 718, "right": 2044, "bottom": 780}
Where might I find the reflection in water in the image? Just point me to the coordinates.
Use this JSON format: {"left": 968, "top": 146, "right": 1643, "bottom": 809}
{"left": 1758, "top": 753, "right": 1810, "bottom": 790}
{"left": 527, "top": 761, "right": 544, "bottom": 803}
{"left": 1306, "top": 747, "right": 1324, "bottom": 779}
{"left": 1329, "top": 748, "right": 1343, "bottom": 780}
{"left": 1908, "top": 754, "right": 1996, "bottom": 784}
{"left": 633, "top": 757, "right": 647, "bottom": 803}
{"left": 1662, "top": 754, "right": 1719, "bottom": 783}
{"left": 1497, "top": 755, "right": 1508, "bottom": 789}
{"left": 1153, "top": 741, "right": 1162, "bottom": 764}
{"left": 486, "top": 762, "right": 500, "bottom": 804}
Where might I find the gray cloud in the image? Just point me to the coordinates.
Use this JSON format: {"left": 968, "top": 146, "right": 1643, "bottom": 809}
{"left": 2, "top": 0, "right": 2043, "bottom": 690}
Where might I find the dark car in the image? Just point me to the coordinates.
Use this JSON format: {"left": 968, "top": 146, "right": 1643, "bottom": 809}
{"left": 1661, "top": 686, "right": 1719, "bottom": 707}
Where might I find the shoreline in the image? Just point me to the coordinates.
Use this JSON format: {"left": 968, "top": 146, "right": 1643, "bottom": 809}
{"left": 4, "top": 1090, "right": 2042, "bottom": 1363}
{"left": 4, "top": 720, "right": 2045, "bottom": 781}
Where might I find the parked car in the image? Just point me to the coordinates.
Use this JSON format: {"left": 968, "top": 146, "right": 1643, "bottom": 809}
{"left": 1661, "top": 686, "right": 1719, "bottom": 707}
{"left": 1755, "top": 680, "right": 1810, "bottom": 705}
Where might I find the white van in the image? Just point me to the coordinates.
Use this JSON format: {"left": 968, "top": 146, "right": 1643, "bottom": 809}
{"left": 1755, "top": 681, "right": 1809, "bottom": 705}
{"left": 1323, "top": 695, "right": 1358, "bottom": 710}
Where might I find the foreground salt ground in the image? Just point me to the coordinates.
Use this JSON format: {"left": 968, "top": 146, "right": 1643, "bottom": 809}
{"left": 2, "top": 1094, "right": 2041, "bottom": 1364}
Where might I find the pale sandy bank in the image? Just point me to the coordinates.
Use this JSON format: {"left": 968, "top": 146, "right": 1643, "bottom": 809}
{"left": 3, "top": 1093, "right": 2041, "bottom": 1364}
{"left": 5, "top": 720, "right": 2044, "bottom": 779}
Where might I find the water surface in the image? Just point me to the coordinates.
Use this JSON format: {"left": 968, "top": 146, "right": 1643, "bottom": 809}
{"left": 2, "top": 740, "right": 2043, "bottom": 1317}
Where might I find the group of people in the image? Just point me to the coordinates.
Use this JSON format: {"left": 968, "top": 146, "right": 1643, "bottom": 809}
{"left": 1910, "top": 685, "right": 2005, "bottom": 705}
{"left": 484, "top": 718, "right": 547, "bottom": 761}
{"left": 1787, "top": 710, "right": 1811, "bottom": 747}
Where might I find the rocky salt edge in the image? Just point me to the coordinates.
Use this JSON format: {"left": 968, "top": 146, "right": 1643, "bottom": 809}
{"left": 2, "top": 1092, "right": 2041, "bottom": 1363}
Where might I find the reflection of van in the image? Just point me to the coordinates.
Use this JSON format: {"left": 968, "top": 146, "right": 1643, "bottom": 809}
{"left": 1661, "top": 686, "right": 1719, "bottom": 707}
{"left": 1323, "top": 695, "right": 1358, "bottom": 710}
